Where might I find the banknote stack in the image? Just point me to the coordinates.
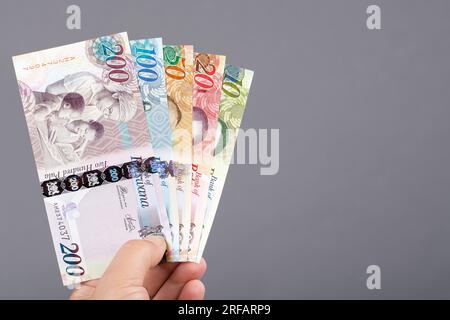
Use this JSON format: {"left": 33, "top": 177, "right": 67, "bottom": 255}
{"left": 12, "top": 32, "right": 253, "bottom": 286}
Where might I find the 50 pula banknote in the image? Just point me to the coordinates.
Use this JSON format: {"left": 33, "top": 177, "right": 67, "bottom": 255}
{"left": 163, "top": 45, "right": 194, "bottom": 260}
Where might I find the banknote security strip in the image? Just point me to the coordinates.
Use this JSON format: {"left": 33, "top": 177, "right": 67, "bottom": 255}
{"left": 41, "top": 158, "right": 179, "bottom": 197}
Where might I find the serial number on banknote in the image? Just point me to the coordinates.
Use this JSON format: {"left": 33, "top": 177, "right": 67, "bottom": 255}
{"left": 53, "top": 202, "right": 71, "bottom": 241}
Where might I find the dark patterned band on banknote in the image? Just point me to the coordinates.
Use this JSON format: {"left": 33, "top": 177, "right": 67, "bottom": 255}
{"left": 40, "top": 157, "right": 178, "bottom": 197}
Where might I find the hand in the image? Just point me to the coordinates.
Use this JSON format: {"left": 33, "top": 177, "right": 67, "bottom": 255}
{"left": 70, "top": 236, "right": 207, "bottom": 300}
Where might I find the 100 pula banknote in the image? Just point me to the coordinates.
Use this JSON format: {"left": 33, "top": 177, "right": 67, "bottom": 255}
{"left": 188, "top": 52, "right": 226, "bottom": 260}
{"left": 163, "top": 45, "right": 194, "bottom": 260}
{"left": 13, "top": 32, "right": 164, "bottom": 286}
{"left": 130, "top": 37, "right": 176, "bottom": 259}
{"left": 194, "top": 65, "right": 254, "bottom": 262}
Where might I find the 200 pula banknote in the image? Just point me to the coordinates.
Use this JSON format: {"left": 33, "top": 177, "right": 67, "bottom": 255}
{"left": 130, "top": 37, "right": 176, "bottom": 258}
{"left": 194, "top": 65, "right": 254, "bottom": 262}
{"left": 188, "top": 52, "right": 226, "bottom": 261}
{"left": 163, "top": 45, "right": 194, "bottom": 260}
{"left": 13, "top": 32, "right": 164, "bottom": 286}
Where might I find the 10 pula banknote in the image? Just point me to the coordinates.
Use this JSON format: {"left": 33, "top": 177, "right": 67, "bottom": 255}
{"left": 194, "top": 65, "right": 254, "bottom": 262}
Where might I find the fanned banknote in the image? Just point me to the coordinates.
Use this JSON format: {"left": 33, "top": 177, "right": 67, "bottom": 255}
{"left": 163, "top": 45, "right": 194, "bottom": 261}
{"left": 188, "top": 53, "right": 226, "bottom": 261}
{"left": 194, "top": 65, "right": 254, "bottom": 262}
{"left": 130, "top": 38, "right": 177, "bottom": 258}
{"left": 12, "top": 25, "right": 254, "bottom": 285}
{"left": 12, "top": 32, "right": 164, "bottom": 286}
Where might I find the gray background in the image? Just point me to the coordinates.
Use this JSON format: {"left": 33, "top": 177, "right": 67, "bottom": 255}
{"left": 1, "top": 0, "right": 450, "bottom": 299}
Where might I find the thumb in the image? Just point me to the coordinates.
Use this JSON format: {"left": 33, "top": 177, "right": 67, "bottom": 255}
{"left": 97, "top": 236, "right": 167, "bottom": 290}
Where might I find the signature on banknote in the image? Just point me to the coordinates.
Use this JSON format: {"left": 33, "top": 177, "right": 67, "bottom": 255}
{"left": 116, "top": 185, "right": 129, "bottom": 210}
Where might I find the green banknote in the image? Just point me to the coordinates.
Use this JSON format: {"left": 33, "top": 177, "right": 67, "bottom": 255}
{"left": 194, "top": 65, "right": 254, "bottom": 262}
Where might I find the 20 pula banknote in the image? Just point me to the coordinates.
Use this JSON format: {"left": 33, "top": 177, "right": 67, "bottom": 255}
{"left": 188, "top": 52, "right": 226, "bottom": 260}
{"left": 194, "top": 65, "right": 254, "bottom": 262}
{"left": 13, "top": 32, "right": 162, "bottom": 286}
